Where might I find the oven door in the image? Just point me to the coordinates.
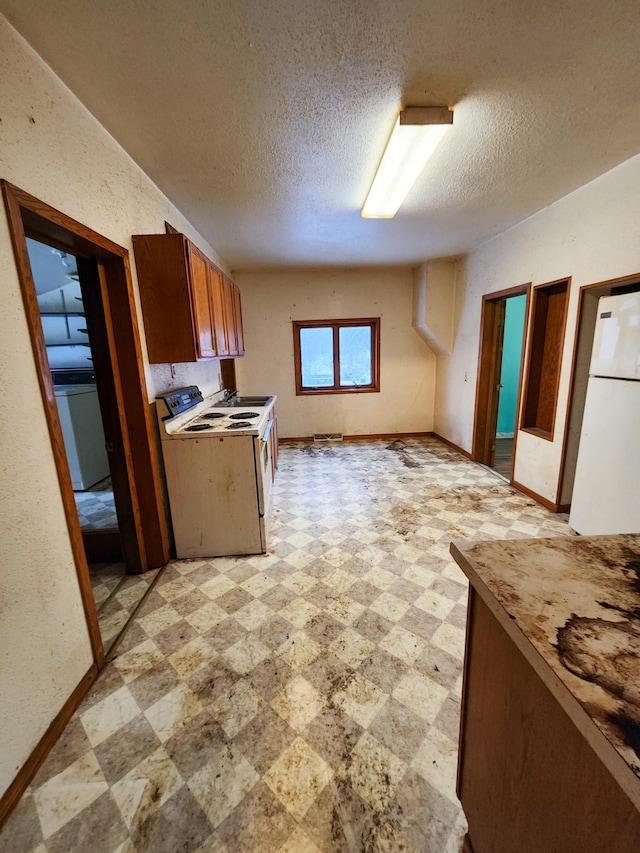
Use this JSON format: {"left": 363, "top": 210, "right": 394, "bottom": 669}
{"left": 256, "top": 419, "right": 273, "bottom": 517}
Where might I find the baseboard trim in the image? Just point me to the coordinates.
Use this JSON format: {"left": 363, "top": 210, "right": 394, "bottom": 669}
{"left": 0, "top": 661, "right": 99, "bottom": 828}
{"left": 280, "top": 432, "right": 434, "bottom": 442}
{"left": 511, "top": 479, "right": 566, "bottom": 513}
{"left": 433, "top": 433, "right": 473, "bottom": 459}
{"left": 343, "top": 431, "right": 434, "bottom": 441}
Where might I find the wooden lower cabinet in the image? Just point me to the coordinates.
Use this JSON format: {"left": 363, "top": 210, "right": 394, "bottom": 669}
{"left": 458, "top": 589, "right": 640, "bottom": 853}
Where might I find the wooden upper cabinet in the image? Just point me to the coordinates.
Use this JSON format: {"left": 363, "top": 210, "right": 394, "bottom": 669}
{"left": 233, "top": 282, "right": 245, "bottom": 356}
{"left": 208, "top": 263, "right": 229, "bottom": 355}
{"left": 188, "top": 245, "right": 216, "bottom": 359}
{"left": 132, "top": 233, "right": 244, "bottom": 363}
{"left": 222, "top": 275, "right": 238, "bottom": 356}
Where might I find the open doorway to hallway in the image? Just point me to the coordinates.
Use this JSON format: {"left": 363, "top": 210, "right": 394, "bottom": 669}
{"left": 473, "top": 284, "right": 530, "bottom": 481}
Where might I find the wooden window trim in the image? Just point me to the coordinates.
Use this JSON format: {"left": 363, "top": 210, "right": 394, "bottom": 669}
{"left": 293, "top": 318, "right": 381, "bottom": 396}
{"left": 520, "top": 278, "right": 570, "bottom": 441}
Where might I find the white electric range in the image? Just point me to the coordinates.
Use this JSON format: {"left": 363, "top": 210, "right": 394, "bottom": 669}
{"left": 156, "top": 386, "right": 275, "bottom": 558}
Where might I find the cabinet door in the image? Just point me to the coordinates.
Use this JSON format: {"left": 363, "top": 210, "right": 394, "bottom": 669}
{"left": 187, "top": 245, "right": 216, "bottom": 359}
{"left": 223, "top": 276, "right": 238, "bottom": 356}
{"left": 233, "top": 284, "right": 245, "bottom": 356}
{"left": 209, "top": 264, "right": 229, "bottom": 355}
{"left": 133, "top": 233, "right": 196, "bottom": 363}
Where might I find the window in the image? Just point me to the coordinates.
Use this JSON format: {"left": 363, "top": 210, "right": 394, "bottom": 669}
{"left": 293, "top": 318, "right": 380, "bottom": 395}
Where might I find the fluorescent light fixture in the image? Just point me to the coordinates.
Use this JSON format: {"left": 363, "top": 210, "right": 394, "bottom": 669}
{"left": 362, "top": 106, "right": 453, "bottom": 219}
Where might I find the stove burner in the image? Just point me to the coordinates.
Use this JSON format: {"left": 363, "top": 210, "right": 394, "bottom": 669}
{"left": 185, "top": 423, "right": 213, "bottom": 431}
{"left": 229, "top": 411, "right": 260, "bottom": 420}
{"left": 227, "top": 421, "right": 252, "bottom": 429}
{"left": 201, "top": 412, "right": 225, "bottom": 419}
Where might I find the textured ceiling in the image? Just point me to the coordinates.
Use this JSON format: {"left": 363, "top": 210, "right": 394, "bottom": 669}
{"left": 2, "top": 0, "right": 640, "bottom": 269}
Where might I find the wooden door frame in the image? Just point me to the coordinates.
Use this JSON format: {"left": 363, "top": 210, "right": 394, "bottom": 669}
{"left": 555, "top": 271, "right": 640, "bottom": 508}
{"left": 1, "top": 180, "right": 170, "bottom": 665}
{"left": 486, "top": 298, "right": 507, "bottom": 469}
{"left": 472, "top": 284, "right": 531, "bottom": 474}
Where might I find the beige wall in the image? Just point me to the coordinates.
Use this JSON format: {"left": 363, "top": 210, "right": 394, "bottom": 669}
{"left": 234, "top": 268, "right": 436, "bottom": 438}
{"left": 434, "top": 154, "right": 640, "bottom": 503}
{"left": 4, "top": 0, "right": 640, "bottom": 804}
{"left": 0, "top": 16, "right": 227, "bottom": 798}
{"left": 412, "top": 260, "right": 458, "bottom": 355}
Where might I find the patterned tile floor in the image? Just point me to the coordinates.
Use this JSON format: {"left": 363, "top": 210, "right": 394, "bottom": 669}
{"left": 90, "top": 563, "right": 163, "bottom": 653}
{"left": 1, "top": 438, "right": 573, "bottom": 852}
{"left": 75, "top": 478, "right": 118, "bottom": 531}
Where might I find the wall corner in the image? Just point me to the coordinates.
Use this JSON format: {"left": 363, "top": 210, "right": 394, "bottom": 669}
{"left": 412, "top": 259, "right": 458, "bottom": 355}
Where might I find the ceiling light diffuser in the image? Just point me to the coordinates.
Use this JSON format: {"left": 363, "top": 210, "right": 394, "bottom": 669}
{"left": 362, "top": 106, "right": 453, "bottom": 219}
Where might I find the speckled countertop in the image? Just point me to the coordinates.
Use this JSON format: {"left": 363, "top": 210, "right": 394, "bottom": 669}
{"left": 450, "top": 534, "right": 640, "bottom": 809}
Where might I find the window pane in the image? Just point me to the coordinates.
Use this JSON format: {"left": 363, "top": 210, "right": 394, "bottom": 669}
{"left": 300, "top": 326, "right": 334, "bottom": 387}
{"left": 339, "top": 325, "right": 372, "bottom": 386}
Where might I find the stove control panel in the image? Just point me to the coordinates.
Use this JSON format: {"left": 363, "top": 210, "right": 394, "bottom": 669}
{"left": 156, "top": 385, "right": 203, "bottom": 419}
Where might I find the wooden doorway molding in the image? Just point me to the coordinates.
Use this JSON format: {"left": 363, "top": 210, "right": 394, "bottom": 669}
{"left": 1, "top": 180, "right": 170, "bottom": 659}
{"left": 472, "top": 283, "right": 531, "bottom": 471}
{"left": 556, "top": 271, "right": 640, "bottom": 509}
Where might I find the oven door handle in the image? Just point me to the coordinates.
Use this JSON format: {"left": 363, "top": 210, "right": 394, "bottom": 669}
{"left": 261, "top": 418, "right": 274, "bottom": 443}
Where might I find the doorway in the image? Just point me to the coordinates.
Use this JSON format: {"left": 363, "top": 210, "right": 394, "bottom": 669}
{"left": 27, "top": 240, "right": 114, "bottom": 534}
{"left": 27, "top": 237, "right": 166, "bottom": 651}
{"left": 473, "top": 284, "right": 530, "bottom": 480}
{"left": 2, "top": 180, "right": 170, "bottom": 663}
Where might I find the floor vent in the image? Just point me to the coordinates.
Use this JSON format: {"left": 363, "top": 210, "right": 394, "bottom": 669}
{"left": 313, "top": 433, "right": 343, "bottom": 442}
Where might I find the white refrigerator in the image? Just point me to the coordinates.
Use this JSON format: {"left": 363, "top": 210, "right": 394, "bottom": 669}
{"left": 569, "top": 292, "right": 640, "bottom": 535}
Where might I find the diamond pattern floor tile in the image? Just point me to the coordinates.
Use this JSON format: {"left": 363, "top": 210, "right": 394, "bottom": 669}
{"left": 88, "top": 563, "right": 162, "bottom": 654}
{"left": 1, "top": 437, "right": 574, "bottom": 852}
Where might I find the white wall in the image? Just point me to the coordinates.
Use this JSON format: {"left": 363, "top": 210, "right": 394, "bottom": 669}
{"left": 234, "top": 268, "right": 436, "bottom": 438}
{"left": 0, "top": 16, "right": 228, "bottom": 798}
{"left": 435, "top": 155, "right": 640, "bottom": 503}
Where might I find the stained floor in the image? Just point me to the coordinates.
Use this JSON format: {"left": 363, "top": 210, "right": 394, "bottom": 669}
{"left": 1, "top": 438, "right": 572, "bottom": 852}
{"left": 491, "top": 437, "right": 514, "bottom": 480}
{"left": 90, "top": 563, "right": 163, "bottom": 653}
